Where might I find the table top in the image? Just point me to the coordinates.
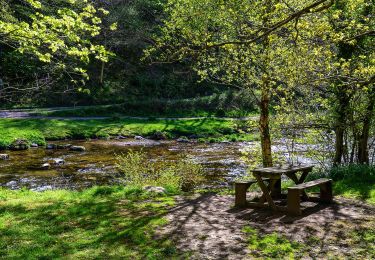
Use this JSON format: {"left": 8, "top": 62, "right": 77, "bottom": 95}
{"left": 252, "top": 164, "right": 314, "bottom": 175}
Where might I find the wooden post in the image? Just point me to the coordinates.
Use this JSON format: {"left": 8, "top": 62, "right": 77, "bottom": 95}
{"left": 287, "top": 189, "right": 301, "bottom": 215}
{"left": 320, "top": 180, "right": 333, "bottom": 203}
{"left": 235, "top": 182, "right": 251, "bottom": 207}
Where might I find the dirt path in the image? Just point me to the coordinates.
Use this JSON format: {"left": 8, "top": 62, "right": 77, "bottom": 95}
{"left": 158, "top": 193, "right": 375, "bottom": 259}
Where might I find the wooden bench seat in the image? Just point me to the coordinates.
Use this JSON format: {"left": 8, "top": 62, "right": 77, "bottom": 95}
{"left": 235, "top": 178, "right": 270, "bottom": 207}
{"left": 287, "top": 178, "right": 333, "bottom": 215}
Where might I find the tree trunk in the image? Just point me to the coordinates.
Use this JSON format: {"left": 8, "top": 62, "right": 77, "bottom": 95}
{"left": 358, "top": 91, "right": 375, "bottom": 164}
{"left": 333, "top": 90, "right": 350, "bottom": 165}
{"left": 259, "top": 76, "right": 273, "bottom": 167}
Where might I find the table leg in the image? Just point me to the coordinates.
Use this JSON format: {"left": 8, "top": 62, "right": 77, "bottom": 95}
{"left": 286, "top": 170, "right": 311, "bottom": 200}
{"left": 271, "top": 178, "right": 281, "bottom": 198}
{"left": 254, "top": 173, "right": 277, "bottom": 210}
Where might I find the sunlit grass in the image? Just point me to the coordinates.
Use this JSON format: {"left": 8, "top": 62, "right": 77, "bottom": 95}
{"left": 0, "top": 118, "right": 256, "bottom": 148}
{"left": 0, "top": 186, "right": 180, "bottom": 259}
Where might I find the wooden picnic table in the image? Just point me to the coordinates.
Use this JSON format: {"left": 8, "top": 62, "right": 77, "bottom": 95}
{"left": 249, "top": 164, "right": 314, "bottom": 211}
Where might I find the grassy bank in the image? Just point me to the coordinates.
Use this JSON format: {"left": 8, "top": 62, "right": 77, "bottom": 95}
{"left": 0, "top": 118, "right": 257, "bottom": 149}
{"left": 0, "top": 186, "right": 182, "bottom": 259}
{"left": 33, "top": 93, "right": 257, "bottom": 118}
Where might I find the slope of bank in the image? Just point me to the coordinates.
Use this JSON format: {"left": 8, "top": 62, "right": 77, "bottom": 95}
{"left": 0, "top": 118, "right": 257, "bottom": 149}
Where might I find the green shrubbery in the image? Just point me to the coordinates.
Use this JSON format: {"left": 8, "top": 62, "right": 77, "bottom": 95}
{"left": 116, "top": 150, "right": 204, "bottom": 192}
{"left": 306, "top": 164, "right": 375, "bottom": 203}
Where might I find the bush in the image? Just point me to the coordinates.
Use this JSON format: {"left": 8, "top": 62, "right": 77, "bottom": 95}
{"left": 328, "top": 164, "right": 375, "bottom": 182}
{"left": 116, "top": 150, "right": 204, "bottom": 192}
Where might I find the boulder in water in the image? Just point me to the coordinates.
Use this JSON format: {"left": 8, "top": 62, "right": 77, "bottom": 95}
{"left": 50, "top": 158, "right": 65, "bottom": 165}
{"left": 57, "top": 144, "right": 72, "bottom": 149}
{"left": 149, "top": 131, "right": 167, "bottom": 140}
{"left": 30, "top": 143, "right": 38, "bottom": 148}
{"left": 177, "top": 136, "right": 189, "bottom": 143}
{"left": 0, "top": 154, "right": 9, "bottom": 160}
{"left": 69, "top": 146, "right": 86, "bottom": 152}
{"left": 46, "top": 144, "right": 57, "bottom": 150}
{"left": 9, "top": 139, "right": 29, "bottom": 151}
{"left": 41, "top": 163, "right": 51, "bottom": 169}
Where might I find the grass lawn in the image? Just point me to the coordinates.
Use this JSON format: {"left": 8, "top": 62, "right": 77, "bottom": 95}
{"left": 0, "top": 118, "right": 257, "bottom": 149}
{"left": 0, "top": 186, "right": 181, "bottom": 259}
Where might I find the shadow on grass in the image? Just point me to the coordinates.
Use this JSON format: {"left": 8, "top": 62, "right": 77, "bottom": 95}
{"left": 0, "top": 187, "right": 179, "bottom": 259}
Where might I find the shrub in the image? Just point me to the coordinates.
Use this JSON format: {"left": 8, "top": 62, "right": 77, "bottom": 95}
{"left": 116, "top": 150, "right": 204, "bottom": 192}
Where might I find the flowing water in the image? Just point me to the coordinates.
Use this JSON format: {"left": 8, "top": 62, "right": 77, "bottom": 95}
{"left": 0, "top": 139, "right": 318, "bottom": 191}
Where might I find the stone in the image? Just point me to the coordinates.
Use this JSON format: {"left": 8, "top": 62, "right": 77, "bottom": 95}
{"left": 149, "top": 131, "right": 167, "bottom": 140}
{"left": 9, "top": 139, "right": 29, "bottom": 151}
{"left": 56, "top": 144, "right": 72, "bottom": 149}
{"left": 143, "top": 186, "right": 167, "bottom": 194}
{"left": 46, "top": 144, "right": 57, "bottom": 149}
{"left": 117, "top": 135, "right": 127, "bottom": 139}
{"left": 177, "top": 136, "right": 189, "bottom": 143}
{"left": 69, "top": 146, "right": 86, "bottom": 152}
{"left": 30, "top": 143, "right": 38, "bottom": 148}
{"left": 0, "top": 154, "right": 9, "bottom": 160}
{"left": 41, "top": 163, "right": 51, "bottom": 169}
{"left": 134, "top": 135, "right": 144, "bottom": 140}
{"left": 50, "top": 158, "right": 65, "bottom": 165}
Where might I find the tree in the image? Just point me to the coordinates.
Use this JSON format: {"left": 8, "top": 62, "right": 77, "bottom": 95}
{"left": 148, "top": 0, "right": 334, "bottom": 167}
{"left": 0, "top": 0, "right": 114, "bottom": 85}
{"left": 327, "top": 0, "right": 375, "bottom": 165}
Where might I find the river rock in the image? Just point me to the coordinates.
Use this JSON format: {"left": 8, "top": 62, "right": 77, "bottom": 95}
{"left": 143, "top": 186, "right": 166, "bottom": 194}
{"left": 9, "top": 139, "right": 29, "bottom": 151}
{"left": 177, "top": 136, "right": 189, "bottom": 143}
{"left": 134, "top": 135, "right": 144, "bottom": 140}
{"left": 50, "top": 158, "right": 65, "bottom": 165}
{"left": 69, "top": 146, "right": 86, "bottom": 152}
{"left": 46, "top": 144, "right": 57, "bottom": 149}
{"left": 0, "top": 154, "right": 9, "bottom": 160}
{"left": 30, "top": 143, "right": 38, "bottom": 148}
{"left": 57, "top": 144, "right": 72, "bottom": 149}
{"left": 150, "top": 131, "right": 167, "bottom": 140}
{"left": 41, "top": 163, "right": 51, "bottom": 169}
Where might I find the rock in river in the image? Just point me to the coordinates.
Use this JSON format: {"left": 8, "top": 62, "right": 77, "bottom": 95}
{"left": 41, "top": 163, "right": 51, "bottom": 169}
{"left": 149, "top": 131, "right": 167, "bottom": 140}
{"left": 0, "top": 154, "right": 9, "bottom": 160}
{"left": 30, "top": 143, "right": 38, "bottom": 148}
{"left": 9, "top": 139, "right": 29, "bottom": 151}
{"left": 69, "top": 146, "right": 86, "bottom": 152}
{"left": 50, "top": 158, "right": 65, "bottom": 165}
{"left": 46, "top": 144, "right": 57, "bottom": 150}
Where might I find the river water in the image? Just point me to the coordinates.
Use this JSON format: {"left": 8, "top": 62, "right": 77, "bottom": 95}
{"left": 0, "top": 139, "right": 318, "bottom": 191}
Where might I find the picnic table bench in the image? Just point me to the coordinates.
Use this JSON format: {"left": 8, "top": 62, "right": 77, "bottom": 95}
{"left": 234, "top": 165, "right": 333, "bottom": 215}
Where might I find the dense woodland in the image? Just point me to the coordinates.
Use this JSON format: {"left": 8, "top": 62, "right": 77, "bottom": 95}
{"left": 0, "top": 1, "right": 374, "bottom": 258}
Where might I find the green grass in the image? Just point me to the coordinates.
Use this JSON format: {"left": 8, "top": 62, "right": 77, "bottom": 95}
{"left": 33, "top": 93, "right": 257, "bottom": 118}
{"left": 0, "top": 186, "right": 182, "bottom": 259}
{"left": 242, "top": 226, "right": 302, "bottom": 258}
{"left": 0, "top": 118, "right": 257, "bottom": 149}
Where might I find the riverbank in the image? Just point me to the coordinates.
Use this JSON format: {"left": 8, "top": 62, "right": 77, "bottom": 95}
{"left": 0, "top": 118, "right": 257, "bottom": 149}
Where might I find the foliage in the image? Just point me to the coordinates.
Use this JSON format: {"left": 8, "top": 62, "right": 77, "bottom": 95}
{"left": 0, "top": 0, "right": 113, "bottom": 68}
{"left": 305, "top": 165, "right": 375, "bottom": 203}
{"left": 0, "top": 186, "right": 181, "bottom": 259}
{"left": 116, "top": 150, "right": 204, "bottom": 192}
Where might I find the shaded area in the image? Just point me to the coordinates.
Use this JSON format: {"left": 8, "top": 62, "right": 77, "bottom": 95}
{"left": 158, "top": 193, "right": 375, "bottom": 259}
